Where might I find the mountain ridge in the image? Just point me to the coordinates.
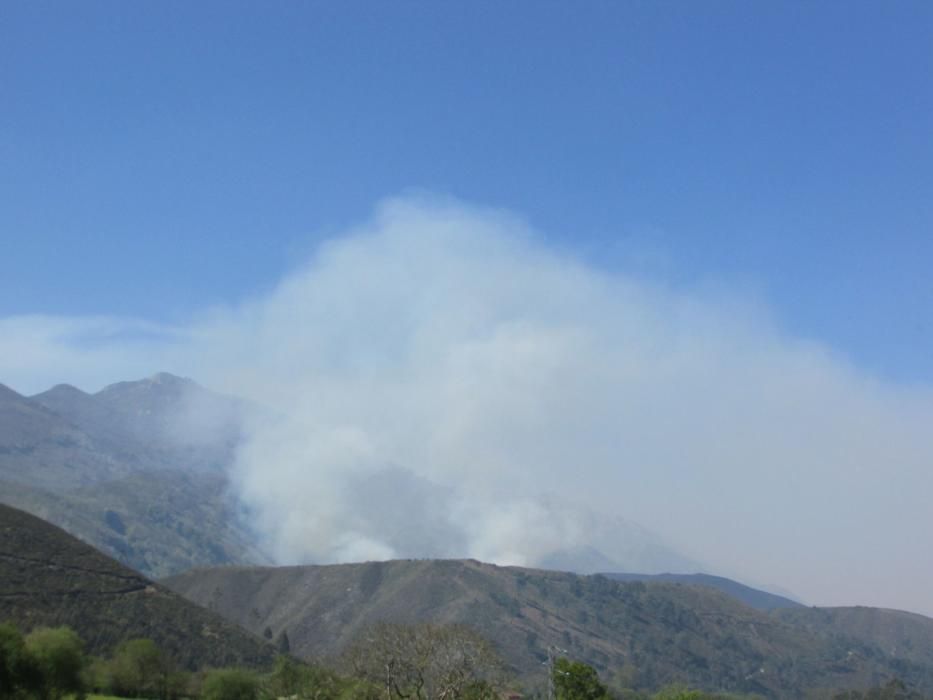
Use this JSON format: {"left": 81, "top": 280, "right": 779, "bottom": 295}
{"left": 163, "top": 558, "right": 933, "bottom": 697}
{"left": 0, "top": 372, "right": 706, "bottom": 580}
{"left": 0, "top": 373, "right": 263, "bottom": 577}
{"left": 599, "top": 572, "right": 803, "bottom": 611}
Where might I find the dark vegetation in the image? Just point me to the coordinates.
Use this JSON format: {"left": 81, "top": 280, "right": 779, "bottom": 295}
{"left": 1, "top": 502, "right": 930, "bottom": 698}
{"left": 0, "top": 504, "right": 275, "bottom": 670}
{"left": 0, "top": 621, "right": 356, "bottom": 700}
{"left": 164, "top": 560, "right": 933, "bottom": 698}
{"left": 3, "top": 620, "right": 922, "bottom": 700}
{"left": 598, "top": 574, "right": 800, "bottom": 612}
{"left": 1, "top": 623, "right": 85, "bottom": 700}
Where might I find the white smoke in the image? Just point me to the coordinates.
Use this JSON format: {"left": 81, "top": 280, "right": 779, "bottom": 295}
{"left": 3, "top": 194, "right": 933, "bottom": 615}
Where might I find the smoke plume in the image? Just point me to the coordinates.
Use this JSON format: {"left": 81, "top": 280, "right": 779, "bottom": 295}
{"left": 3, "top": 195, "right": 933, "bottom": 614}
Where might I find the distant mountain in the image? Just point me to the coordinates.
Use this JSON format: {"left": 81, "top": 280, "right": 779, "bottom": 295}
{"left": 0, "top": 503, "right": 276, "bottom": 670}
{"left": 0, "top": 469, "right": 267, "bottom": 579}
{"left": 526, "top": 505, "right": 702, "bottom": 575}
{"left": 600, "top": 572, "right": 802, "bottom": 611}
{"left": 0, "top": 372, "right": 702, "bottom": 579}
{"left": 0, "top": 381, "right": 129, "bottom": 490}
{"left": 0, "top": 373, "right": 266, "bottom": 578}
{"left": 31, "top": 372, "right": 246, "bottom": 476}
{"left": 163, "top": 559, "right": 933, "bottom": 697}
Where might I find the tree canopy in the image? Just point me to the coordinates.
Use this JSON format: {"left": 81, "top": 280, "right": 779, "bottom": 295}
{"left": 552, "top": 658, "right": 609, "bottom": 700}
{"left": 344, "top": 622, "right": 503, "bottom": 700}
{"left": 23, "top": 626, "right": 85, "bottom": 700}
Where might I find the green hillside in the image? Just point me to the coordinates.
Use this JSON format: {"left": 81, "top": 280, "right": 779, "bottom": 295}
{"left": 163, "top": 559, "right": 933, "bottom": 697}
{"left": 0, "top": 503, "right": 276, "bottom": 670}
{"left": 600, "top": 573, "right": 801, "bottom": 611}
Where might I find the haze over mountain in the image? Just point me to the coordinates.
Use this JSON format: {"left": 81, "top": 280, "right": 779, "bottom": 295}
{"left": 0, "top": 369, "right": 700, "bottom": 578}
{"left": 0, "top": 373, "right": 268, "bottom": 578}
{"left": 1, "top": 373, "right": 809, "bottom": 619}
{"left": 3, "top": 199, "right": 933, "bottom": 618}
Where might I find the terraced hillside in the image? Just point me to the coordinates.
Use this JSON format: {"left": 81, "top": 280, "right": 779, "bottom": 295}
{"left": 0, "top": 503, "right": 276, "bottom": 670}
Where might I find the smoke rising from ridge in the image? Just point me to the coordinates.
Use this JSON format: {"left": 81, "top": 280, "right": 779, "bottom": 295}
{"left": 2, "top": 195, "right": 932, "bottom": 614}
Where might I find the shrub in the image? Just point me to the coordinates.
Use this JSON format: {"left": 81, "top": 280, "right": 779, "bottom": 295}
{"left": 201, "top": 668, "right": 259, "bottom": 700}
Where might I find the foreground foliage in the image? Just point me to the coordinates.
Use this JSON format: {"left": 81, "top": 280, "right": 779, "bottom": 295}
{"left": 3, "top": 621, "right": 930, "bottom": 700}
{"left": 0, "top": 624, "right": 85, "bottom": 700}
{"left": 553, "top": 658, "right": 610, "bottom": 700}
{"left": 343, "top": 622, "right": 502, "bottom": 700}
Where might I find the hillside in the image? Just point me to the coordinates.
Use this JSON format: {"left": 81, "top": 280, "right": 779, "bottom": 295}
{"left": 775, "top": 606, "right": 933, "bottom": 671}
{"left": 1, "top": 372, "right": 701, "bottom": 579}
{"left": 34, "top": 373, "right": 247, "bottom": 472}
{"left": 0, "top": 374, "right": 266, "bottom": 578}
{"left": 0, "top": 503, "right": 276, "bottom": 670}
{"left": 0, "top": 382, "right": 131, "bottom": 490}
{"left": 600, "top": 573, "right": 802, "bottom": 611}
{"left": 0, "top": 469, "right": 268, "bottom": 578}
{"left": 162, "top": 559, "right": 933, "bottom": 697}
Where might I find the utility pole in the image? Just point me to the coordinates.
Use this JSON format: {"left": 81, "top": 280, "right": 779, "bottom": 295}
{"left": 546, "top": 645, "right": 567, "bottom": 700}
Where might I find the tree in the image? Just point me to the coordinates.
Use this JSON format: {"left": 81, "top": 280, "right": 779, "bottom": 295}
{"left": 832, "top": 678, "right": 926, "bottom": 700}
{"left": 24, "top": 627, "right": 85, "bottom": 700}
{"left": 265, "top": 656, "right": 357, "bottom": 700}
{"left": 109, "top": 638, "right": 170, "bottom": 699}
{"left": 0, "top": 623, "right": 39, "bottom": 699}
{"left": 266, "top": 655, "right": 305, "bottom": 699}
{"left": 651, "top": 686, "right": 707, "bottom": 700}
{"left": 344, "top": 623, "right": 503, "bottom": 700}
{"left": 276, "top": 630, "right": 291, "bottom": 655}
{"left": 457, "top": 680, "right": 498, "bottom": 700}
{"left": 201, "top": 668, "right": 260, "bottom": 700}
{"left": 552, "top": 658, "right": 609, "bottom": 700}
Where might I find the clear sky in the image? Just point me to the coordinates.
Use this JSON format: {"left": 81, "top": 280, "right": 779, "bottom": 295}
{"left": 3, "top": 3, "right": 933, "bottom": 615}
{"left": 2, "top": 0, "right": 932, "bottom": 384}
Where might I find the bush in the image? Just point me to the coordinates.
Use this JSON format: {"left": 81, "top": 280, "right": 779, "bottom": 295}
{"left": 25, "top": 626, "right": 86, "bottom": 700}
{"left": 553, "top": 658, "right": 610, "bottom": 700}
{"left": 201, "top": 668, "right": 259, "bottom": 700}
{"left": 1, "top": 622, "right": 40, "bottom": 699}
{"left": 108, "top": 638, "right": 168, "bottom": 698}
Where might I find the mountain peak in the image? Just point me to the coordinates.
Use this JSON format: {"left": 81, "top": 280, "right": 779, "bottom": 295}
{"left": 148, "top": 372, "right": 192, "bottom": 385}
{"left": 34, "top": 383, "right": 90, "bottom": 399}
{"left": 96, "top": 372, "right": 196, "bottom": 397}
{"left": 0, "top": 383, "right": 25, "bottom": 402}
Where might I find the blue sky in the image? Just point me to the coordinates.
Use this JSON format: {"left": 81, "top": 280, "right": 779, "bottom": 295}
{"left": 2, "top": 1, "right": 931, "bottom": 384}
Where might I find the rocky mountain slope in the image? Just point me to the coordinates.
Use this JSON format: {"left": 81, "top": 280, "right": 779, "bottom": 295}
{"left": 0, "top": 503, "right": 276, "bottom": 669}
{"left": 0, "top": 374, "right": 266, "bottom": 578}
{"left": 163, "top": 559, "right": 933, "bottom": 697}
